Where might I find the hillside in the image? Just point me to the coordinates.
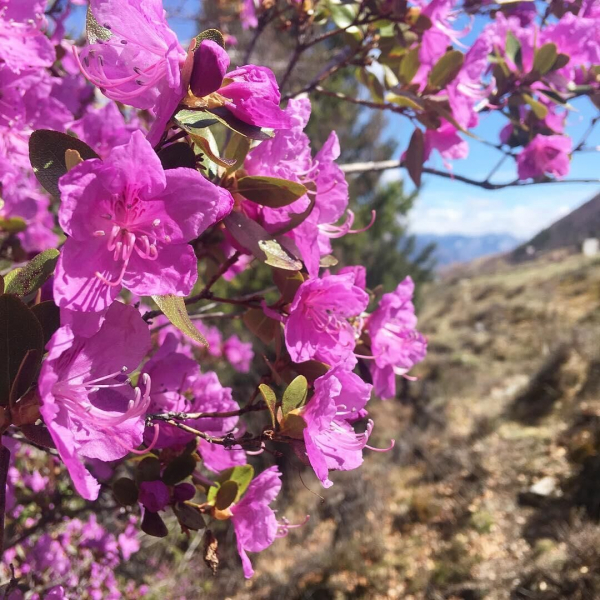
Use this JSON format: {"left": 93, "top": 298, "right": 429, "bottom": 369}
{"left": 186, "top": 251, "right": 600, "bottom": 600}
{"left": 512, "top": 192, "right": 600, "bottom": 261}
{"left": 415, "top": 233, "right": 521, "bottom": 267}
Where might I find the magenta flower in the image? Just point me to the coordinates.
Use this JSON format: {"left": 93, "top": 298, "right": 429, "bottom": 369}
{"left": 297, "top": 369, "right": 373, "bottom": 488}
{"left": 223, "top": 334, "right": 254, "bottom": 373}
{"left": 54, "top": 131, "right": 233, "bottom": 313}
{"left": 230, "top": 466, "right": 282, "bottom": 578}
{"left": 69, "top": 102, "right": 142, "bottom": 159}
{"left": 424, "top": 122, "right": 469, "bottom": 165}
{"left": 517, "top": 134, "right": 572, "bottom": 180}
{"left": 240, "top": 0, "right": 258, "bottom": 29}
{"left": 219, "top": 65, "right": 292, "bottom": 130}
{"left": 367, "top": 277, "right": 427, "bottom": 399}
{"left": 285, "top": 271, "right": 369, "bottom": 367}
{"left": 190, "top": 39, "right": 230, "bottom": 98}
{"left": 76, "top": 0, "right": 185, "bottom": 110}
{"left": 38, "top": 302, "right": 152, "bottom": 500}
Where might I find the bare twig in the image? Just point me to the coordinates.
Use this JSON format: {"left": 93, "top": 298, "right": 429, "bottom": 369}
{"left": 0, "top": 446, "right": 9, "bottom": 558}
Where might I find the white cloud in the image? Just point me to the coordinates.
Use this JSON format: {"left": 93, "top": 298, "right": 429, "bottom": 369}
{"left": 408, "top": 186, "right": 597, "bottom": 238}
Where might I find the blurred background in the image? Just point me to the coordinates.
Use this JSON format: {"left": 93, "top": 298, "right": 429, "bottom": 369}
{"left": 62, "top": 2, "right": 600, "bottom": 598}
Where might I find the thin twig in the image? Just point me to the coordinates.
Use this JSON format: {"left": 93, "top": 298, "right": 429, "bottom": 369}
{"left": 147, "top": 403, "right": 267, "bottom": 422}
{"left": 0, "top": 446, "right": 10, "bottom": 558}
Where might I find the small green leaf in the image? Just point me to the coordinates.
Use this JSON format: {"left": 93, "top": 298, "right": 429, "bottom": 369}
{"left": 532, "top": 43, "right": 558, "bottom": 76}
{"left": 405, "top": 128, "right": 425, "bottom": 187}
{"left": 280, "top": 413, "right": 307, "bottom": 439}
{"left": 29, "top": 130, "right": 99, "bottom": 198}
{"left": 319, "top": 255, "right": 338, "bottom": 268}
{"left": 282, "top": 375, "right": 308, "bottom": 417}
{"left": 113, "top": 478, "right": 139, "bottom": 506}
{"left": 385, "top": 92, "right": 423, "bottom": 111}
{"left": 236, "top": 176, "right": 307, "bottom": 208}
{"left": 258, "top": 383, "right": 277, "bottom": 428}
{"left": 192, "top": 28, "right": 225, "bottom": 50}
{"left": 136, "top": 456, "right": 161, "bottom": 483}
{"left": 224, "top": 212, "right": 302, "bottom": 271}
{"left": 215, "top": 480, "right": 239, "bottom": 510}
{"left": 141, "top": 511, "right": 168, "bottom": 537}
{"left": 162, "top": 454, "right": 197, "bottom": 486}
{"left": 152, "top": 295, "right": 208, "bottom": 347}
{"left": 328, "top": 1, "right": 359, "bottom": 28}
{"left": 243, "top": 309, "right": 280, "bottom": 345}
{"left": 173, "top": 503, "right": 205, "bottom": 530}
{"left": 272, "top": 268, "right": 303, "bottom": 304}
{"left": 0, "top": 295, "right": 44, "bottom": 406}
{"left": 258, "top": 240, "right": 303, "bottom": 271}
{"left": 30, "top": 301, "right": 60, "bottom": 348}
{"left": 522, "top": 93, "right": 548, "bottom": 119}
{"left": 189, "top": 133, "right": 236, "bottom": 168}
{"left": 506, "top": 31, "right": 523, "bottom": 70}
{"left": 223, "top": 133, "right": 252, "bottom": 174}
{"left": 0, "top": 217, "right": 27, "bottom": 234}
{"left": 206, "top": 106, "right": 274, "bottom": 141}
{"left": 550, "top": 53, "right": 570, "bottom": 71}
{"left": 293, "top": 360, "right": 331, "bottom": 383}
{"left": 157, "top": 143, "right": 197, "bottom": 170}
{"left": 428, "top": 50, "right": 464, "bottom": 90}
{"left": 399, "top": 45, "right": 421, "bottom": 85}
{"left": 5, "top": 249, "right": 59, "bottom": 298}
{"left": 217, "top": 465, "right": 254, "bottom": 500}
{"left": 86, "top": 6, "right": 112, "bottom": 43}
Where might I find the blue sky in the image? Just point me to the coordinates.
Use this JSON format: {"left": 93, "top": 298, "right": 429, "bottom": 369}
{"left": 66, "top": 1, "right": 600, "bottom": 240}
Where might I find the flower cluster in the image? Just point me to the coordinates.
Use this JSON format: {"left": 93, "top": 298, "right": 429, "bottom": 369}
{"left": 0, "top": 0, "right": 596, "bottom": 590}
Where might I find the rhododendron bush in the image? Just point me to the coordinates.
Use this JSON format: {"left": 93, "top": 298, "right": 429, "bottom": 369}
{"left": 0, "top": 0, "right": 598, "bottom": 595}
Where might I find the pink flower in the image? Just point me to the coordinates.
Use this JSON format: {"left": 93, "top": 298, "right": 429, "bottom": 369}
{"left": 223, "top": 334, "right": 254, "bottom": 373}
{"left": 219, "top": 65, "right": 292, "bottom": 130}
{"left": 190, "top": 40, "right": 230, "bottom": 98}
{"left": 516, "top": 134, "right": 572, "bottom": 180}
{"left": 241, "top": 0, "right": 258, "bottom": 29}
{"left": 367, "top": 277, "right": 427, "bottom": 399}
{"left": 285, "top": 271, "right": 369, "bottom": 367}
{"left": 53, "top": 131, "right": 233, "bottom": 313}
{"left": 38, "top": 302, "right": 152, "bottom": 500}
{"left": 297, "top": 369, "right": 373, "bottom": 488}
{"left": 231, "top": 466, "right": 282, "bottom": 578}
{"left": 424, "top": 122, "right": 469, "bottom": 164}
{"left": 69, "top": 102, "right": 142, "bottom": 159}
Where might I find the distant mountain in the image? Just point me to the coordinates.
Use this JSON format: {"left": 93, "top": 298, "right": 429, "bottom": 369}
{"left": 511, "top": 192, "right": 600, "bottom": 262}
{"left": 415, "top": 233, "right": 522, "bottom": 267}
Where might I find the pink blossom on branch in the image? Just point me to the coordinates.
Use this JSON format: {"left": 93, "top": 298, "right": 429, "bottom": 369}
{"left": 53, "top": 130, "right": 233, "bottom": 313}
{"left": 516, "top": 134, "right": 572, "bottom": 180}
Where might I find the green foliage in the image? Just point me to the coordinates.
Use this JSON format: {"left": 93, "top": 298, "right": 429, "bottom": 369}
{"left": 151, "top": 295, "right": 208, "bottom": 347}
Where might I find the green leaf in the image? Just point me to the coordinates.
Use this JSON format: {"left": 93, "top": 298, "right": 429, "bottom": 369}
{"left": 5, "top": 249, "right": 59, "bottom": 298}
{"left": 162, "top": 453, "right": 197, "bottom": 485}
{"left": 328, "top": 1, "right": 359, "bottom": 28}
{"left": 152, "top": 295, "right": 208, "bottom": 347}
{"left": 86, "top": 6, "right": 112, "bottom": 43}
{"left": 282, "top": 375, "right": 308, "bottom": 417}
{"left": 532, "top": 43, "right": 558, "bottom": 76}
{"left": 427, "top": 50, "right": 464, "bottom": 90}
{"left": 293, "top": 360, "right": 331, "bottom": 383}
{"left": 174, "top": 110, "right": 219, "bottom": 131}
{"left": 29, "top": 130, "right": 99, "bottom": 198}
{"left": 135, "top": 456, "right": 161, "bottom": 483}
{"left": 522, "top": 93, "right": 548, "bottom": 119}
{"left": 224, "top": 212, "right": 302, "bottom": 271}
{"left": 258, "top": 383, "right": 277, "bottom": 428}
{"left": 173, "top": 503, "right": 205, "bottom": 530}
{"left": 550, "top": 53, "right": 570, "bottom": 71}
{"left": 189, "top": 132, "right": 236, "bottom": 168}
{"left": 217, "top": 464, "right": 254, "bottom": 500}
{"left": 280, "top": 413, "right": 307, "bottom": 439}
{"left": 192, "top": 28, "right": 225, "bottom": 50}
{"left": 236, "top": 176, "right": 307, "bottom": 208}
{"left": 0, "top": 295, "right": 44, "bottom": 406}
{"left": 506, "top": 32, "right": 523, "bottom": 71}
{"left": 206, "top": 107, "right": 274, "bottom": 141}
{"left": 319, "top": 255, "right": 338, "bottom": 268}
{"left": 0, "top": 217, "right": 27, "bottom": 234}
{"left": 9, "top": 349, "right": 40, "bottom": 406}
{"left": 399, "top": 45, "right": 421, "bottom": 85}
{"left": 30, "top": 301, "right": 60, "bottom": 348}
{"left": 243, "top": 308, "right": 280, "bottom": 345}
{"left": 223, "top": 133, "right": 252, "bottom": 174}
{"left": 405, "top": 128, "right": 425, "bottom": 187}
{"left": 157, "top": 143, "right": 197, "bottom": 170}
{"left": 141, "top": 510, "right": 168, "bottom": 537}
{"left": 215, "top": 480, "right": 239, "bottom": 510}
{"left": 386, "top": 92, "right": 423, "bottom": 111}
{"left": 113, "top": 478, "right": 139, "bottom": 506}
{"left": 272, "top": 268, "right": 303, "bottom": 304}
